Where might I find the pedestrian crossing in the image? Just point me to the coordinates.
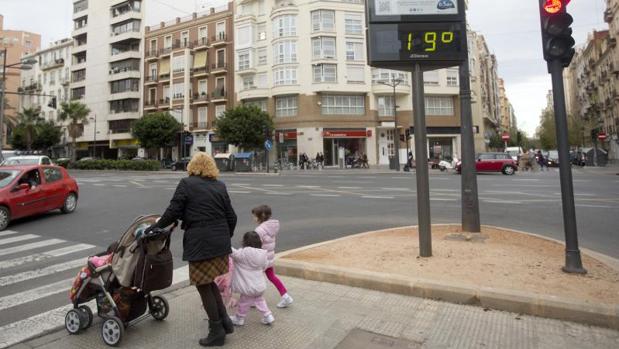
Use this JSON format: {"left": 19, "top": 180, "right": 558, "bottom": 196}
{"left": 0, "top": 230, "right": 190, "bottom": 349}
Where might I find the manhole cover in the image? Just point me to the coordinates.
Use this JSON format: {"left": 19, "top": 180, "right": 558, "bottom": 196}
{"left": 335, "top": 328, "right": 421, "bottom": 349}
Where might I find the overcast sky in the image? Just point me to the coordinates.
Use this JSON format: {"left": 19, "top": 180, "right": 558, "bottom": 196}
{"left": 0, "top": 0, "right": 608, "bottom": 136}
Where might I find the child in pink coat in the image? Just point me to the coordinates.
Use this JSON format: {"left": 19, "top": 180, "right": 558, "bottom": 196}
{"left": 252, "top": 205, "right": 293, "bottom": 308}
{"left": 229, "top": 231, "right": 274, "bottom": 326}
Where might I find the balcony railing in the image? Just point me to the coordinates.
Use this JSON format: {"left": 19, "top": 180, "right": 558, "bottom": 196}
{"left": 159, "top": 73, "right": 170, "bottom": 80}
{"left": 145, "top": 75, "right": 158, "bottom": 83}
{"left": 42, "top": 58, "right": 65, "bottom": 71}
{"left": 194, "top": 37, "right": 209, "bottom": 48}
{"left": 145, "top": 49, "right": 159, "bottom": 58}
{"left": 109, "top": 66, "right": 140, "bottom": 75}
{"left": 191, "top": 122, "right": 209, "bottom": 129}
{"left": 211, "top": 89, "right": 226, "bottom": 99}
{"left": 159, "top": 98, "right": 171, "bottom": 105}
{"left": 191, "top": 66, "right": 209, "bottom": 75}
{"left": 211, "top": 63, "right": 228, "bottom": 71}
{"left": 193, "top": 93, "right": 209, "bottom": 102}
{"left": 211, "top": 33, "right": 227, "bottom": 43}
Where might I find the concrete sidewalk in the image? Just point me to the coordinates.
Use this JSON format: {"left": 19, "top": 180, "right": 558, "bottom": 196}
{"left": 14, "top": 276, "right": 619, "bottom": 349}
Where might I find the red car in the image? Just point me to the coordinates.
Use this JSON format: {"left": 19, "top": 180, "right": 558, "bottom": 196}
{"left": 0, "top": 165, "right": 79, "bottom": 230}
{"left": 456, "top": 152, "right": 518, "bottom": 175}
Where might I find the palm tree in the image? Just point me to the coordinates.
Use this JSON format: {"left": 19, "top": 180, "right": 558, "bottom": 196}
{"left": 58, "top": 101, "right": 90, "bottom": 162}
{"left": 16, "top": 107, "right": 43, "bottom": 151}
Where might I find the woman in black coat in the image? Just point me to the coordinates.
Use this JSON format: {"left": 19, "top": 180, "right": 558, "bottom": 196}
{"left": 149, "top": 152, "right": 237, "bottom": 347}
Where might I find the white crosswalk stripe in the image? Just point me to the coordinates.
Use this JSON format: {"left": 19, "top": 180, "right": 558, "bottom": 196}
{"left": 0, "top": 231, "right": 190, "bottom": 349}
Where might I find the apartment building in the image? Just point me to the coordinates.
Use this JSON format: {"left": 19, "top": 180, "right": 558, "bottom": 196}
{"left": 0, "top": 14, "right": 41, "bottom": 148}
{"left": 233, "top": 0, "right": 463, "bottom": 166}
{"left": 19, "top": 39, "right": 73, "bottom": 156}
{"left": 143, "top": 3, "right": 234, "bottom": 159}
{"left": 70, "top": 0, "right": 145, "bottom": 159}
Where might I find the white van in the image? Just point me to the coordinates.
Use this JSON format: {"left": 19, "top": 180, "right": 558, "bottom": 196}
{"left": 505, "top": 147, "right": 523, "bottom": 161}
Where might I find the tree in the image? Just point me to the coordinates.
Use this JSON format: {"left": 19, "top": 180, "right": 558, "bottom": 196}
{"left": 536, "top": 108, "right": 557, "bottom": 150}
{"left": 16, "top": 107, "right": 43, "bottom": 150}
{"left": 8, "top": 125, "right": 27, "bottom": 150}
{"left": 132, "top": 112, "right": 181, "bottom": 159}
{"left": 33, "top": 121, "right": 62, "bottom": 151}
{"left": 58, "top": 101, "right": 90, "bottom": 161}
{"left": 214, "top": 105, "right": 274, "bottom": 150}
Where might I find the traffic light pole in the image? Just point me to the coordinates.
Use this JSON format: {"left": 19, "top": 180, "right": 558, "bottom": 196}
{"left": 412, "top": 64, "right": 432, "bottom": 257}
{"left": 549, "top": 59, "right": 586, "bottom": 274}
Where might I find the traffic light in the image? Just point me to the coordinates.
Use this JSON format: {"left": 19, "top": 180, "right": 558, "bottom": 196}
{"left": 539, "top": 0, "right": 575, "bottom": 67}
{"left": 405, "top": 128, "right": 411, "bottom": 140}
{"left": 47, "top": 97, "right": 57, "bottom": 109}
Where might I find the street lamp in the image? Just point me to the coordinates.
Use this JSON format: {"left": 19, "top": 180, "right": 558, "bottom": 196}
{"left": 1, "top": 48, "right": 38, "bottom": 149}
{"left": 379, "top": 78, "right": 403, "bottom": 171}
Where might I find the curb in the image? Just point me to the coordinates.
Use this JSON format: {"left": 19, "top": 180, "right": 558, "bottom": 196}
{"left": 275, "top": 224, "right": 619, "bottom": 330}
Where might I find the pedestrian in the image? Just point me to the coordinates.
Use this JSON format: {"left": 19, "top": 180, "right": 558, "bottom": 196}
{"left": 147, "top": 152, "right": 237, "bottom": 347}
{"left": 362, "top": 153, "right": 369, "bottom": 168}
{"left": 519, "top": 150, "right": 530, "bottom": 172}
{"left": 537, "top": 150, "right": 547, "bottom": 171}
{"left": 229, "top": 231, "right": 275, "bottom": 326}
{"left": 252, "top": 205, "right": 294, "bottom": 308}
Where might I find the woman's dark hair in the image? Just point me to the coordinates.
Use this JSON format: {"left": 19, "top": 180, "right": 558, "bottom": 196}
{"left": 243, "top": 231, "right": 263, "bottom": 249}
{"left": 251, "top": 205, "right": 272, "bottom": 223}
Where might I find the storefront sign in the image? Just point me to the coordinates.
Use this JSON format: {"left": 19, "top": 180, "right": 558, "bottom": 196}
{"left": 323, "top": 130, "right": 370, "bottom": 138}
{"left": 276, "top": 131, "right": 297, "bottom": 140}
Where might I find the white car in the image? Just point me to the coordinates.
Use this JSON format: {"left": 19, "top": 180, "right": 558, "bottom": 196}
{"left": 1, "top": 155, "right": 53, "bottom": 166}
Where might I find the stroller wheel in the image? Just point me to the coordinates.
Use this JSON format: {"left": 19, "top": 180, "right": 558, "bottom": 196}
{"left": 101, "top": 316, "right": 124, "bottom": 347}
{"left": 150, "top": 295, "right": 169, "bottom": 321}
{"left": 65, "top": 309, "right": 83, "bottom": 334}
{"left": 79, "top": 305, "right": 93, "bottom": 329}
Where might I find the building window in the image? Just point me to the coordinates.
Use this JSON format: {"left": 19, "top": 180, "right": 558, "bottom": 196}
{"left": 321, "top": 95, "right": 365, "bottom": 115}
{"left": 110, "top": 79, "right": 139, "bottom": 93}
{"left": 72, "top": 87, "right": 85, "bottom": 100}
{"left": 423, "top": 71, "right": 439, "bottom": 85}
{"left": 181, "top": 31, "right": 189, "bottom": 47}
{"left": 256, "top": 73, "right": 267, "bottom": 88}
{"left": 372, "top": 69, "right": 409, "bottom": 85}
{"left": 216, "top": 49, "right": 225, "bottom": 67}
{"left": 425, "top": 96, "right": 454, "bottom": 115}
{"left": 273, "top": 68, "right": 297, "bottom": 86}
{"left": 244, "top": 99, "right": 267, "bottom": 112}
{"left": 257, "top": 24, "right": 267, "bottom": 41}
{"left": 216, "top": 21, "right": 226, "bottom": 40}
{"left": 238, "top": 51, "right": 250, "bottom": 70}
{"left": 312, "top": 37, "right": 336, "bottom": 60}
{"left": 198, "top": 80, "right": 207, "bottom": 95}
{"left": 257, "top": 48, "right": 267, "bottom": 66}
{"left": 273, "top": 15, "right": 296, "bottom": 38}
{"left": 172, "top": 55, "right": 185, "bottom": 73}
{"left": 237, "top": 26, "right": 251, "bottom": 46}
{"left": 447, "top": 69, "right": 459, "bottom": 86}
{"left": 149, "top": 63, "right": 157, "bottom": 79}
{"left": 345, "top": 13, "right": 363, "bottom": 35}
{"left": 164, "top": 35, "right": 172, "bottom": 48}
{"left": 215, "top": 104, "right": 226, "bottom": 118}
{"left": 198, "top": 107, "right": 207, "bottom": 127}
{"left": 110, "top": 99, "right": 139, "bottom": 114}
{"left": 313, "top": 64, "right": 337, "bottom": 83}
{"left": 173, "top": 83, "right": 185, "bottom": 99}
{"left": 148, "top": 88, "right": 156, "bottom": 104}
{"left": 312, "top": 10, "right": 335, "bottom": 32}
{"left": 163, "top": 85, "right": 170, "bottom": 100}
{"left": 198, "top": 26, "right": 208, "bottom": 40}
{"left": 273, "top": 41, "right": 297, "bottom": 64}
{"left": 275, "top": 96, "right": 298, "bottom": 117}
{"left": 346, "top": 42, "right": 364, "bottom": 61}
{"left": 346, "top": 65, "right": 365, "bottom": 83}
{"left": 243, "top": 76, "right": 255, "bottom": 90}
{"left": 377, "top": 96, "right": 395, "bottom": 116}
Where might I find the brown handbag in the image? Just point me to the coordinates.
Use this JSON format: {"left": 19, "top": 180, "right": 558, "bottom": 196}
{"left": 133, "top": 238, "right": 173, "bottom": 292}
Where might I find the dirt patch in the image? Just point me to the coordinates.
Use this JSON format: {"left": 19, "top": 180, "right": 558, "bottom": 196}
{"left": 282, "top": 226, "right": 619, "bottom": 305}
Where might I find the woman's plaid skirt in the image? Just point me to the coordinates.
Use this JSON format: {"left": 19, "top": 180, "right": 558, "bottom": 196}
{"left": 188, "top": 254, "right": 229, "bottom": 286}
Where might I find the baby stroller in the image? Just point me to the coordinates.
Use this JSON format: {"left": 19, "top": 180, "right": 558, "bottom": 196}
{"left": 65, "top": 215, "right": 175, "bottom": 346}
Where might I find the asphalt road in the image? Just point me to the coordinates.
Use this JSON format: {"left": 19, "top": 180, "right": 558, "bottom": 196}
{"left": 1, "top": 167, "right": 618, "bottom": 346}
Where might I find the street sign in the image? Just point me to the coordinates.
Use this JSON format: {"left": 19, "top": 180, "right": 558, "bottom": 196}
{"left": 366, "top": 0, "right": 467, "bottom": 71}
{"left": 501, "top": 132, "right": 510, "bottom": 141}
{"left": 598, "top": 132, "right": 607, "bottom": 140}
{"left": 264, "top": 139, "right": 273, "bottom": 151}
{"left": 184, "top": 135, "right": 193, "bottom": 145}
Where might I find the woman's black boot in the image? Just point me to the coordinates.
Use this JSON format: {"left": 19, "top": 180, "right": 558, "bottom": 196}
{"left": 199, "top": 320, "right": 226, "bottom": 347}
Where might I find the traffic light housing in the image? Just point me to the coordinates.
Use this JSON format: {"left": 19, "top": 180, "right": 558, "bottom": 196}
{"left": 47, "top": 97, "right": 57, "bottom": 109}
{"left": 539, "top": 0, "right": 575, "bottom": 67}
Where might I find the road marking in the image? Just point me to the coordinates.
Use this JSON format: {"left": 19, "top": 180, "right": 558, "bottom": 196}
{"left": 359, "top": 176, "right": 377, "bottom": 179}
{"left": 264, "top": 192, "right": 291, "bottom": 195}
{"left": 572, "top": 179, "right": 591, "bottom": 182}
{"left": 432, "top": 193, "right": 460, "bottom": 197}
{"left": 0, "top": 258, "right": 86, "bottom": 287}
{"left": 0, "top": 278, "right": 72, "bottom": 311}
{"left": 230, "top": 183, "right": 251, "bottom": 186}
{"left": 112, "top": 184, "right": 127, "bottom": 188}
{"left": 0, "top": 265, "right": 190, "bottom": 348}
{"left": 430, "top": 198, "right": 455, "bottom": 201}
{"left": 228, "top": 190, "right": 251, "bottom": 194}
{"left": 0, "top": 244, "right": 95, "bottom": 270}
{"left": 296, "top": 185, "right": 320, "bottom": 188}
{"left": 483, "top": 200, "right": 523, "bottom": 204}
{"left": 165, "top": 187, "right": 176, "bottom": 190}
{"left": 0, "top": 234, "right": 39, "bottom": 247}
{"left": 575, "top": 204, "right": 615, "bottom": 209}
{"left": 432, "top": 189, "right": 459, "bottom": 192}
{"left": 338, "top": 186, "right": 362, "bottom": 189}
{"left": 263, "top": 184, "right": 284, "bottom": 187}
{"left": 362, "top": 196, "right": 394, "bottom": 199}
{"left": 0, "top": 231, "right": 19, "bottom": 238}
{"left": 380, "top": 187, "right": 410, "bottom": 191}
{"left": 513, "top": 179, "right": 540, "bottom": 182}
{"left": 311, "top": 194, "right": 340, "bottom": 197}
{"left": 93, "top": 183, "right": 106, "bottom": 187}
{"left": 130, "top": 180, "right": 146, "bottom": 188}
{"left": 153, "top": 180, "right": 170, "bottom": 184}
{"left": 0, "top": 239, "right": 65, "bottom": 257}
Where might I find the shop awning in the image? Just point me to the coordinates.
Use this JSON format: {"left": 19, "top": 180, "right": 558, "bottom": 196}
{"left": 159, "top": 58, "right": 170, "bottom": 75}
{"left": 193, "top": 51, "right": 207, "bottom": 68}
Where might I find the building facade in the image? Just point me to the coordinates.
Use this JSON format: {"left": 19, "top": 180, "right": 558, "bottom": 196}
{"left": 143, "top": 3, "right": 234, "bottom": 159}
{"left": 70, "top": 0, "right": 145, "bottom": 159}
{"left": 18, "top": 39, "right": 73, "bottom": 156}
{"left": 0, "top": 14, "right": 41, "bottom": 148}
{"left": 233, "top": 0, "right": 464, "bottom": 167}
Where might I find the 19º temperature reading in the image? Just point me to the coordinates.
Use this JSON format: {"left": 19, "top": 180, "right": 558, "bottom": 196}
{"left": 407, "top": 31, "right": 455, "bottom": 52}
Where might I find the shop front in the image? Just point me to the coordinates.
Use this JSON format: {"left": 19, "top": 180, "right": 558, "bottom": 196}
{"left": 276, "top": 129, "right": 297, "bottom": 165}
{"left": 410, "top": 127, "right": 462, "bottom": 164}
{"left": 322, "top": 129, "right": 370, "bottom": 167}
{"left": 209, "top": 133, "right": 228, "bottom": 156}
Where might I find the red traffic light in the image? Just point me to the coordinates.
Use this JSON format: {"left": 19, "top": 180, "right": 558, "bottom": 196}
{"left": 543, "top": 0, "right": 571, "bottom": 15}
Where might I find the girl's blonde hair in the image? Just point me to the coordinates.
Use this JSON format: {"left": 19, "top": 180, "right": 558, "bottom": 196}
{"left": 187, "top": 152, "right": 220, "bottom": 179}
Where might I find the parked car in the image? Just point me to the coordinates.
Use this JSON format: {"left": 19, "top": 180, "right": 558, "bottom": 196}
{"left": 1, "top": 155, "right": 53, "bottom": 166}
{"left": 456, "top": 152, "right": 518, "bottom": 175}
{"left": 170, "top": 157, "right": 191, "bottom": 171}
{"left": 505, "top": 147, "right": 523, "bottom": 161}
{"left": 0, "top": 165, "right": 79, "bottom": 230}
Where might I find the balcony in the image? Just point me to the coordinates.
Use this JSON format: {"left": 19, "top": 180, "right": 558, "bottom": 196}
{"left": 109, "top": 69, "right": 141, "bottom": 81}
{"left": 42, "top": 58, "right": 65, "bottom": 71}
{"left": 108, "top": 90, "right": 141, "bottom": 101}
{"left": 73, "top": 6, "right": 88, "bottom": 21}
{"left": 159, "top": 98, "right": 171, "bottom": 108}
{"left": 110, "top": 29, "right": 141, "bottom": 44}
{"left": 190, "top": 121, "right": 209, "bottom": 131}
{"left": 108, "top": 111, "right": 140, "bottom": 121}
{"left": 144, "top": 75, "right": 158, "bottom": 85}
{"left": 238, "top": 87, "right": 269, "bottom": 101}
{"left": 73, "top": 42, "right": 87, "bottom": 54}
{"left": 111, "top": 8, "right": 142, "bottom": 26}
{"left": 371, "top": 82, "right": 411, "bottom": 96}
{"left": 144, "top": 100, "right": 158, "bottom": 110}
{"left": 71, "top": 61, "right": 87, "bottom": 71}
{"left": 211, "top": 63, "right": 228, "bottom": 74}
{"left": 211, "top": 89, "right": 227, "bottom": 102}
{"left": 72, "top": 25, "right": 88, "bottom": 37}
{"left": 191, "top": 66, "right": 209, "bottom": 77}
{"left": 237, "top": 66, "right": 256, "bottom": 75}
{"left": 23, "top": 82, "right": 42, "bottom": 92}
{"left": 192, "top": 93, "right": 209, "bottom": 104}
{"left": 145, "top": 49, "right": 159, "bottom": 60}
{"left": 210, "top": 33, "right": 227, "bottom": 47}
{"left": 110, "top": 50, "right": 141, "bottom": 62}
{"left": 193, "top": 37, "right": 209, "bottom": 50}
{"left": 71, "top": 77, "right": 87, "bottom": 89}
{"left": 158, "top": 73, "right": 170, "bottom": 82}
